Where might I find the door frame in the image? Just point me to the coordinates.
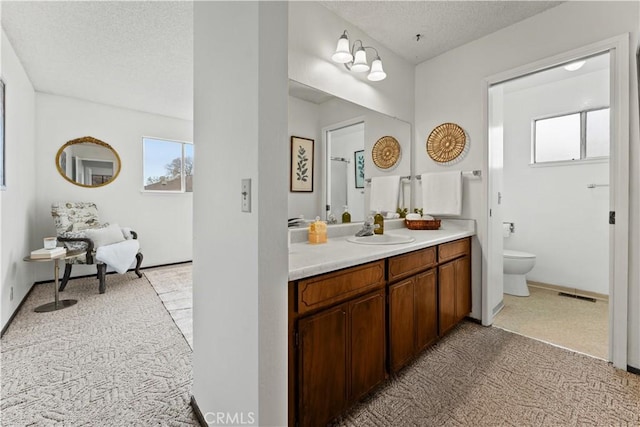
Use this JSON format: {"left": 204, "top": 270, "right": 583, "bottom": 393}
{"left": 481, "top": 34, "right": 630, "bottom": 369}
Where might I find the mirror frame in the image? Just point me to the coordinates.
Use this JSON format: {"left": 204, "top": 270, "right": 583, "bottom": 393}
{"left": 55, "top": 136, "right": 121, "bottom": 188}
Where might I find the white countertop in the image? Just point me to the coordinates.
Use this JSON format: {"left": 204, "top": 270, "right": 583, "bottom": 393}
{"left": 289, "top": 219, "right": 475, "bottom": 281}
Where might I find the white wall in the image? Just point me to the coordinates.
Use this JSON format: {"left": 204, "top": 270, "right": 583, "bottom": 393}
{"left": 503, "top": 69, "right": 609, "bottom": 295}
{"left": 289, "top": 2, "right": 414, "bottom": 123}
{"left": 288, "top": 95, "right": 322, "bottom": 219}
{"left": 193, "top": 2, "right": 288, "bottom": 425}
{"left": 34, "top": 93, "right": 193, "bottom": 280}
{"left": 414, "top": 1, "right": 639, "bottom": 365}
{"left": 1, "top": 30, "right": 37, "bottom": 330}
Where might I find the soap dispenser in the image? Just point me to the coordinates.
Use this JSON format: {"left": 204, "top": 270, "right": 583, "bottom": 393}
{"left": 342, "top": 205, "right": 351, "bottom": 224}
{"left": 374, "top": 210, "right": 384, "bottom": 235}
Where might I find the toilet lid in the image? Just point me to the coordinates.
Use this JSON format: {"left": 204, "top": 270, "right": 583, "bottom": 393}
{"left": 504, "top": 249, "right": 536, "bottom": 259}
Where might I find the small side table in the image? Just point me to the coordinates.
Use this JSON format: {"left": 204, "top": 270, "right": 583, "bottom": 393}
{"left": 23, "top": 249, "right": 84, "bottom": 313}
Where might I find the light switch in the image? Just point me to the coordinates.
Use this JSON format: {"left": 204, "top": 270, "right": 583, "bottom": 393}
{"left": 241, "top": 179, "right": 251, "bottom": 212}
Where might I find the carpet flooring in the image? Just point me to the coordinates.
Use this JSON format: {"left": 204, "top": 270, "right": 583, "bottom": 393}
{"left": 334, "top": 322, "right": 640, "bottom": 426}
{"left": 0, "top": 272, "right": 197, "bottom": 426}
{"left": 493, "top": 286, "right": 608, "bottom": 359}
{"left": 144, "top": 264, "right": 193, "bottom": 349}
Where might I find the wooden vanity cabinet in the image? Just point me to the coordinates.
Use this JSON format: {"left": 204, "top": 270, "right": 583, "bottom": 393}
{"left": 388, "top": 248, "right": 439, "bottom": 372}
{"left": 290, "top": 237, "right": 472, "bottom": 425}
{"left": 292, "top": 262, "right": 386, "bottom": 427}
{"left": 438, "top": 239, "right": 471, "bottom": 336}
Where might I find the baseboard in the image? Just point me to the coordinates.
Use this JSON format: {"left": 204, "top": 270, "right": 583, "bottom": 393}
{"left": 527, "top": 281, "right": 608, "bottom": 302}
{"left": 628, "top": 365, "right": 640, "bottom": 376}
{"left": 1, "top": 281, "right": 37, "bottom": 338}
{"left": 32, "top": 259, "right": 193, "bottom": 285}
{"left": 190, "top": 395, "right": 208, "bottom": 427}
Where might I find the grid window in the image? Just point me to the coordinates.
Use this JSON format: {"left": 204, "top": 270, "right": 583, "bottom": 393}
{"left": 533, "top": 107, "right": 609, "bottom": 164}
{"left": 143, "top": 137, "right": 193, "bottom": 192}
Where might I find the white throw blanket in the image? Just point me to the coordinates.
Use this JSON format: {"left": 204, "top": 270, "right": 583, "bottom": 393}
{"left": 96, "top": 239, "right": 140, "bottom": 274}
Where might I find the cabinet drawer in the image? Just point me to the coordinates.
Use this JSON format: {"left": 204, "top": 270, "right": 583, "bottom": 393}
{"left": 297, "top": 260, "right": 385, "bottom": 315}
{"left": 438, "top": 238, "right": 470, "bottom": 263}
{"left": 388, "top": 247, "right": 436, "bottom": 282}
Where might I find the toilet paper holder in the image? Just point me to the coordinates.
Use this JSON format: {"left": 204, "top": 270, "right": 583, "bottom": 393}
{"left": 503, "top": 222, "right": 515, "bottom": 233}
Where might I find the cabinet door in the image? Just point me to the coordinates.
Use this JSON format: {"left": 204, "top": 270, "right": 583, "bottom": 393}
{"left": 415, "top": 269, "right": 438, "bottom": 351}
{"left": 349, "top": 289, "right": 386, "bottom": 401}
{"left": 455, "top": 255, "right": 471, "bottom": 321}
{"left": 388, "top": 278, "right": 415, "bottom": 372}
{"left": 438, "top": 262, "right": 457, "bottom": 336}
{"left": 298, "top": 305, "right": 348, "bottom": 427}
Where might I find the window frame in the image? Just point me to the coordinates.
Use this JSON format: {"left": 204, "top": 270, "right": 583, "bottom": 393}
{"left": 531, "top": 106, "right": 610, "bottom": 166}
{"left": 141, "top": 136, "right": 193, "bottom": 194}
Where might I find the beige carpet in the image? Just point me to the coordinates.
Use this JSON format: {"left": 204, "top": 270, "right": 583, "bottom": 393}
{"left": 144, "top": 263, "right": 193, "bottom": 349}
{"left": 334, "top": 322, "right": 640, "bottom": 426}
{"left": 0, "top": 272, "right": 197, "bottom": 426}
{"left": 493, "top": 286, "right": 608, "bottom": 359}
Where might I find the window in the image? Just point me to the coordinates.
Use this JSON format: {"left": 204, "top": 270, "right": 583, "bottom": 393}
{"left": 143, "top": 137, "right": 193, "bottom": 192}
{"left": 532, "top": 107, "right": 609, "bottom": 164}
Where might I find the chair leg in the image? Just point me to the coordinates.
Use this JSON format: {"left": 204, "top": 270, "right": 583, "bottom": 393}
{"left": 97, "top": 264, "right": 107, "bottom": 294}
{"left": 59, "top": 264, "right": 73, "bottom": 291}
{"left": 135, "top": 253, "right": 143, "bottom": 278}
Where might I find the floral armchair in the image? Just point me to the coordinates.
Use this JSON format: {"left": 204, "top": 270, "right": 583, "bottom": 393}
{"left": 51, "top": 202, "right": 143, "bottom": 293}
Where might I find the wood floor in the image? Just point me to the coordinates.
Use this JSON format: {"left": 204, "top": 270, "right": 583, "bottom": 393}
{"left": 493, "top": 285, "right": 608, "bottom": 359}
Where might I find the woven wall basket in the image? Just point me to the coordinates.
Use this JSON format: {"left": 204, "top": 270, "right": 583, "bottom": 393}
{"left": 426, "top": 123, "right": 467, "bottom": 163}
{"left": 372, "top": 136, "right": 401, "bottom": 169}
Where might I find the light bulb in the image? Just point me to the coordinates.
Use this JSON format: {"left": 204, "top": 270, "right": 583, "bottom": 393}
{"left": 367, "top": 57, "right": 386, "bottom": 81}
{"left": 331, "top": 32, "right": 353, "bottom": 64}
{"left": 351, "top": 47, "right": 370, "bottom": 72}
{"left": 563, "top": 60, "right": 586, "bottom": 71}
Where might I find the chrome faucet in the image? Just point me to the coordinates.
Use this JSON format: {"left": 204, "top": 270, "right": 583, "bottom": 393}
{"left": 355, "top": 216, "right": 377, "bottom": 237}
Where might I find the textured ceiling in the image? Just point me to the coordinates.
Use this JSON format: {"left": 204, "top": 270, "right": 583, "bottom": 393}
{"left": 320, "top": 1, "right": 563, "bottom": 64}
{"left": 2, "top": 1, "right": 193, "bottom": 120}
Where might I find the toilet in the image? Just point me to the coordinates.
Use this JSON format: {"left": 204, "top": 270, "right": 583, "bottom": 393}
{"left": 503, "top": 250, "right": 536, "bottom": 296}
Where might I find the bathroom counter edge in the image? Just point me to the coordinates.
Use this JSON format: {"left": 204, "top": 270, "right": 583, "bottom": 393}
{"left": 289, "top": 222, "right": 475, "bottom": 281}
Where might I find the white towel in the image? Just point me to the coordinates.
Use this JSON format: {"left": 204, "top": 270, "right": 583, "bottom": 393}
{"left": 369, "top": 175, "right": 400, "bottom": 214}
{"left": 421, "top": 171, "right": 462, "bottom": 216}
{"left": 96, "top": 239, "right": 140, "bottom": 274}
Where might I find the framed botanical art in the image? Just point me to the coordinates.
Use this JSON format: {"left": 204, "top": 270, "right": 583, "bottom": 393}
{"left": 290, "top": 136, "right": 314, "bottom": 192}
{"left": 354, "top": 150, "right": 365, "bottom": 188}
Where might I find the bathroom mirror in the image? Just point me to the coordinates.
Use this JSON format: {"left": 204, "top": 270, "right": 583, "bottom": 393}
{"left": 288, "top": 80, "right": 411, "bottom": 223}
{"left": 55, "top": 136, "right": 121, "bottom": 188}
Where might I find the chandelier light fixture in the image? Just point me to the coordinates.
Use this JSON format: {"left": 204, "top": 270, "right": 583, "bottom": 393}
{"left": 331, "top": 30, "right": 387, "bottom": 82}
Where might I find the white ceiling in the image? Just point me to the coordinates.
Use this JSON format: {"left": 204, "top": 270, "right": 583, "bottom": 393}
{"left": 2, "top": 1, "right": 193, "bottom": 121}
{"left": 2, "top": 1, "right": 565, "bottom": 122}
{"left": 320, "top": 1, "right": 563, "bottom": 64}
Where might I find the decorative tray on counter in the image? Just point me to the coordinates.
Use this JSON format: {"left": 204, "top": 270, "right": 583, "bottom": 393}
{"left": 405, "top": 218, "right": 441, "bottom": 230}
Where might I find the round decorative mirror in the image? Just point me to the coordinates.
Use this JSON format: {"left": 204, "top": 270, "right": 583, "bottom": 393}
{"left": 55, "top": 136, "right": 121, "bottom": 188}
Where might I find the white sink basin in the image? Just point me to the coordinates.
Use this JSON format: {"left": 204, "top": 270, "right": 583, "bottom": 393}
{"left": 346, "top": 233, "right": 416, "bottom": 245}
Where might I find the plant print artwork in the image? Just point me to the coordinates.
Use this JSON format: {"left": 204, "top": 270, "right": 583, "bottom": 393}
{"left": 290, "top": 136, "right": 314, "bottom": 192}
{"left": 296, "top": 145, "right": 308, "bottom": 183}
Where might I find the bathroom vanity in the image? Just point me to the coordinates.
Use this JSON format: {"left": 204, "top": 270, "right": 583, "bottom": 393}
{"left": 288, "top": 221, "right": 474, "bottom": 426}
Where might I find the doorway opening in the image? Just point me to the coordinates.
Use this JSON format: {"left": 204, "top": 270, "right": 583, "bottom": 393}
{"left": 325, "top": 121, "right": 365, "bottom": 222}
{"left": 483, "top": 36, "right": 630, "bottom": 368}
